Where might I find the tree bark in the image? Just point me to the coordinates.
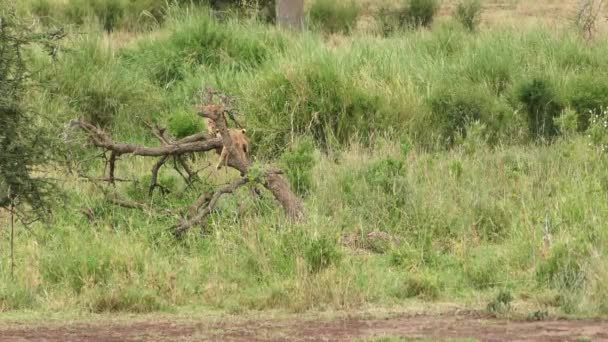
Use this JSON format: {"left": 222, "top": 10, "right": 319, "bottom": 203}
{"left": 275, "top": 0, "right": 304, "bottom": 30}
{"left": 73, "top": 105, "right": 304, "bottom": 237}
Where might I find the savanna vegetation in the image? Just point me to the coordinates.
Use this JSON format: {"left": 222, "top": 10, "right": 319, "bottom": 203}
{"left": 2, "top": 0, "right": 608, "bottom": 320}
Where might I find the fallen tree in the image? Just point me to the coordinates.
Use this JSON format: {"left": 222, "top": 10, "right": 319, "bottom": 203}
{"left": 71, "top": 88, "right": 303, "bottom": 236}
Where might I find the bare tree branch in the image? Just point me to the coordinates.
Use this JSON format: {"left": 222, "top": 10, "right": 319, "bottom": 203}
{"left": 70, "top": 87, "right": 304, "bottom": 237}
{"left": 173, "top": 176, "right": 249, "bottom": 237}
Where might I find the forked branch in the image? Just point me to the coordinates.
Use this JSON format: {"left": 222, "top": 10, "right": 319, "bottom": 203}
{"left": 71, "top": 91, "right": 304, "bottom": 237}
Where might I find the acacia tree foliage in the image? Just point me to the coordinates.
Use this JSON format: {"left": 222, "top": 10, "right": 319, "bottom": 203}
{"left": 0, "top": 4, "right": 60, "bottom": 217}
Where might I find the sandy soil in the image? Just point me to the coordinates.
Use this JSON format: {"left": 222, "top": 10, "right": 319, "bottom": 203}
{"left": 1, "top": 311, "right": 607, "bottom": 341}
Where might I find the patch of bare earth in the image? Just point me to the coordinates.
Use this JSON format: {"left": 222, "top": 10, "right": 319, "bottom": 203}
{"left": 1, "top": 312, "right": 607, "bottom": 341}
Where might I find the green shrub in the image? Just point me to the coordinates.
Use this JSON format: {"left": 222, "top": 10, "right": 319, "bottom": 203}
{"left": 518, "top": 78, "right": 564, "bottom": 140}
{"left": 91, "top": 0, "right": 125, "bottom": 32}
{"left": 305, "top": 234, "right": 341, "bottom": 273}
{"left": 454, "top": 0, "right": 482, "bottom": 32}
{"left": 536, "top": 241, "right": 589, "bottom": 290}
{"left": 121, "top": 11, "right": 286, "bottom": 87}
{"left": 427, "top": 83, "right": 504, "bottom": 147}
{"left": 401, "top": 0, "right": 439, "bottom": 28}
{"left": 586, "top": 110, "right": 608, "bottom": 153}
{"left": 463, "top": 36, "right": 514, "bottom": 95}
{"left": 392, "top": 273, "right": 440, "bottom": 300}
{"left": 86, "top": 286, "right": 165, "bottom": 313}
{"left": 363, "top": 157, "right": 406, "bottom": 194}
{"left": 168, "top": 110, "right": 204, "bottom": 139}
{"left": 245, "top": 56, "right": 391, "bottom": 156}
{"left": 0, "top": 282, "right": 37, "bottom": 312}
{"left": 45, "top": 38, "right": 160, "bottom": 130}
{"left": 374, "top": 5, "right": 401, "bottom": 36}
{"left": 309, "top": 0, "right": 360, "bottom": 34}
{"left": 279, "top": 138, "right": 316, "bottom": 197}
{"left": 569, "top": 75, "right": 608, "bottom": 131}
{"left": 464, "top": 247, "right": 505, "bottom": 289}
{"left": 487, "top": 288, "right": 513, "bottom": 314}
{"left": 472, "top": 202, "right": 510, "bottom": 242}
{"left": 29, "top": 0, "right": 52, "bottom": 20}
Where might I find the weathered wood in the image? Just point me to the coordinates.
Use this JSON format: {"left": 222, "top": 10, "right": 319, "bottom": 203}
{"left": 275, "top": 0, "right": 304, "bottom": 30}
{"left": 72, "top": 88, "right": 304, "bottom": 237}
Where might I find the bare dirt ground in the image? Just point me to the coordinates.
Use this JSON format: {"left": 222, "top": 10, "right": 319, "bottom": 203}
{"left": 1, "top": 311, "right": 607, "bottom": 342}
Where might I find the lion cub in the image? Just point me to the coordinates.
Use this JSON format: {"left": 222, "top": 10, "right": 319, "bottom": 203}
{"left": 205, "top": 118, "right": 249, "bottom": 170}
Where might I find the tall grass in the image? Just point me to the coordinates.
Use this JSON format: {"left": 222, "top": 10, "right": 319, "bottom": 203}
{"left": 4, "top": 4, "right": 608, "bottom": 317}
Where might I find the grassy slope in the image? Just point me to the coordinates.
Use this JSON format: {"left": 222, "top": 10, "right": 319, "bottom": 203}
{"left": 1, "top": 0, "right": 608, "bottom": 317}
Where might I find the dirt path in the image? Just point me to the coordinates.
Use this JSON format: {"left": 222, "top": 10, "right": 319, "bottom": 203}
{"left": 1, "top": 312, "right": 607, "bottom": 341}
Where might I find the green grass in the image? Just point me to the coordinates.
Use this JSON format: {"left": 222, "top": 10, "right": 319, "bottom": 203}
{"left": 3, "top": 2, "right": 608, "bottom": 317}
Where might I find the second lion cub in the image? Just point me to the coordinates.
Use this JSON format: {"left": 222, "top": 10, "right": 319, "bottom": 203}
{"left": 205, "top": 118, "right": 249, "bottom": 170}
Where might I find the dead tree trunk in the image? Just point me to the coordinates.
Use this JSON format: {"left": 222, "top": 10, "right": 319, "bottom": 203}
{"left": 70, "top": 89, "right": 304, "bottom": 236}
{"left": 275, "top": 0, "right": 304, "bottom": 30}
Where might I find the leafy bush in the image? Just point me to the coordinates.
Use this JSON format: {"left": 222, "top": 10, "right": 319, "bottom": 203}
{"left": 427, "top": 83, "right": 504, "bottom": 147}
{"left": 454, "top": 0, "right": 482, "bottom": 32}
{"left": 401, "top": 0, "right": 439, "bottom": 28}
{"left": 168, "top": 110, "right": 204, "bottom": 139}
{"left": 569, "top": 75, "right": 608, "bottom": 130}
{"left": 0, "top": 7, "right": 57, "bottom": 214}
{"left": 308, "top": 0, "right": 360, "bottom": 34}
{"left": 518, "top": 78, "right": 564, "bottom": 140}
{"left": 279, "top": 138, "right": 316, "bottom": 197}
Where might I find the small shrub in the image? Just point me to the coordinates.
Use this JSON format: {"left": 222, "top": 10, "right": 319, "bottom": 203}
{"left": 427, "top": 84, "right": 500, "bottom": 147}
{"left": 168, "top": 110, "right": 204, "bottom": 139}
{"left": 487, "top": 289, "right": 513, "bottom": 315}
{"left": 472, "top": 202, "right": 510, "bottom": 242}
{"left": 536, "top": 241, "right": 589, "bottom": 290}
{"left": 86, "top": 286, "right": 165, "bottom": 313}
{"left": 399, "top": 135, "right": 413, "bottom": 157}
{"left": 279, "top": 138, "right": 316, "bottom": 197}
{"left": 518, "top": 78, "right": 564, "bottom": 140}
{"left": 309, "top": 0, "right": 360, "bottom": 34}
{"left": 527, "top": 310, "right": 549, "bottom": 321}
{"left": 363, "top": 157, "right": 406, "bottom": 194}
{"left": 586, "top": 110, "right": 608, "bottom": 153}
{"left": 392, "top": 273, "right": 440, "bottom": 300}
{"left": 29, "top": 0, "right": 53, "bottom": 19}
{"left": 454, "top": 0, "right": 482, "bottom": 32}
{"left": 91, "top": 0, "right": 125, "bottom": 32}
{"left": 569, "top": 76, "right": 608, "bottom": 131}
{"left": 448, "top": 160, "right": 463, "bottom": 180}
{"left": 401, "top": 0, "right": 439, "bottom": 28}
{"left": 374, "top": 5, "right": 401, "bottom": 36}
{"left": 573, "top": 0, "right": 605, "bottom": 41}
{"left": 464, "top": 247, "right": 505, "bottom": 289}
{"left": 555, "top": 107, "right": 579, "bottom": 136}
{"left": 458, "top": 121, "right": 488, "bottom": 154}
{"left": 0, "top": 283, "right": 37, "bottom": 312}
{"left": 305, "top": 234, "right": 341, "bottom": 273}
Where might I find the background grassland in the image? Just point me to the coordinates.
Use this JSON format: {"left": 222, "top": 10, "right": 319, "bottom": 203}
{"left": 2, "top": 0, "right": 608, "bottom": 317}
